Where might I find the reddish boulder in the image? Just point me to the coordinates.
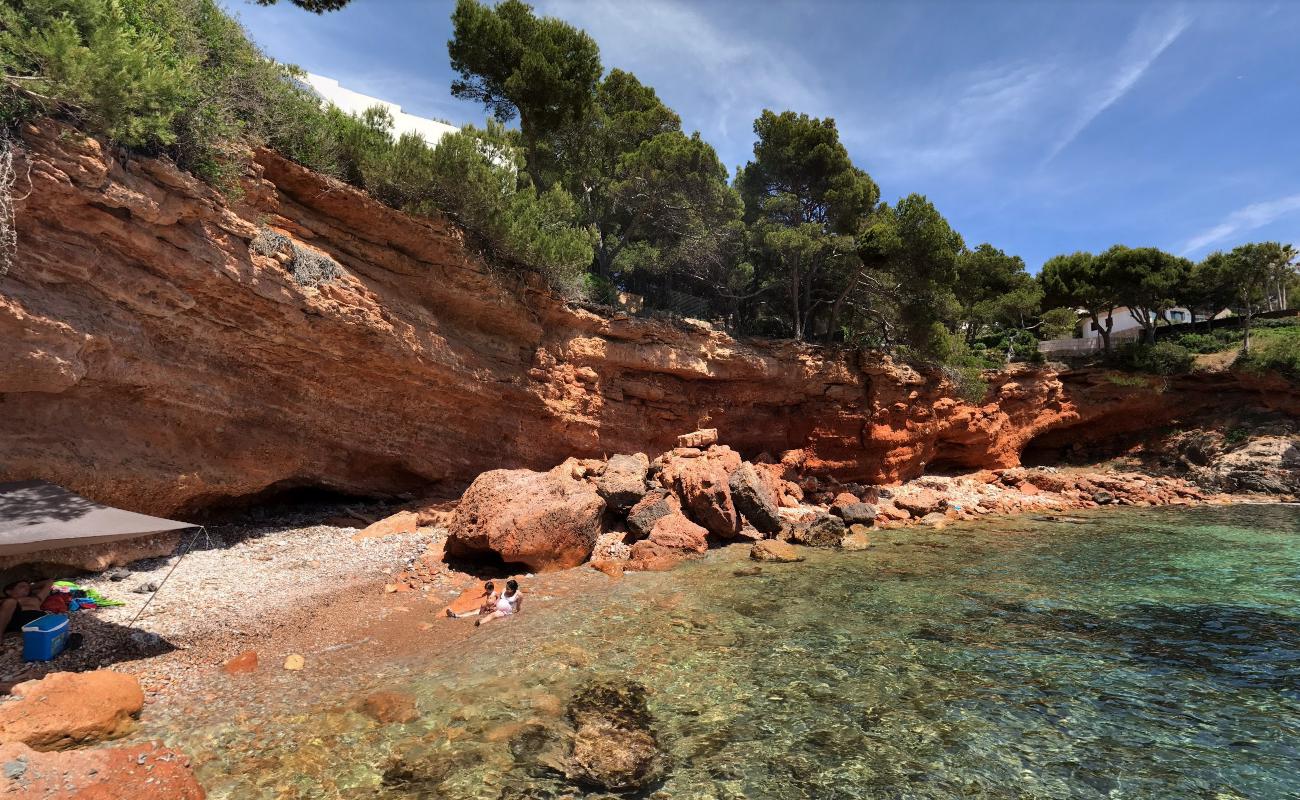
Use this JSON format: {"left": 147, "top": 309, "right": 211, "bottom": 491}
{"left": 0, "top": 671, "right": 143, "bottom": 750}
{"left": 446, "top": 466, "right": 605, "bottom": 572}
{"left": 831, "top": 491, "right": 860, "bottom": 507}
{"left": 893, "top": 489, "right": 946, "bottom": 518}
{"left": 0, "top": 741, "right": 205, "bottom": 799}
{"left": 627, "top": 513, "right": 708, "bottom": 571}
{"left": 646, "top": 513, "right": 708, "bottom": 554}
{"left": 627, "top": 541, "right": 686, "bottom": 571}
{"left": 659, "top": 447, "right": 742, "bottom": 538}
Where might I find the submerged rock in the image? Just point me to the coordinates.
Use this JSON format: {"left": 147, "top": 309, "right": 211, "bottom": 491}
{"left": 446, "top": 465, "right": 606, "bottom": 571}
{"left": 0, "top": 741, "right": 204, "bottom": 799}
{"left": 360, "top": 691, "right": 420, "bottom": 724}
{"left": 751, "top": 540, "right": 804, "bottom": 563}
{"left": 565, "top": 679, "right": 664, "bottom": 793}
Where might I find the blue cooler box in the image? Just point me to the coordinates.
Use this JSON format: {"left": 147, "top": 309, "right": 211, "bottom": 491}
{"left": 22, "top": 614, "right": 69, "bottom": 662}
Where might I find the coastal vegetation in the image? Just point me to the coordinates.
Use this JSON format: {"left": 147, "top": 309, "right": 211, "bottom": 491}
{"left": 1, "top": 0, "right": 1296, "bottom": 377}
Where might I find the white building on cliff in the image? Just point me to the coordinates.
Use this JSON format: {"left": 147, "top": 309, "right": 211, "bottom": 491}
{"left": 298, "top": 73, "right": 460, "bottom": 148}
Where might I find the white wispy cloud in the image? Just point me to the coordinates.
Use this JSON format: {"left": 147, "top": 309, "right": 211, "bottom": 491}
{"left": 537, "top": 0, "right": 826, "bottom": 162}
{"left": 1044, "top": 9, "right": 1191, "bottom": 162}
{"left": 1180, "top": 193, "right": 1300, "bottom": 254}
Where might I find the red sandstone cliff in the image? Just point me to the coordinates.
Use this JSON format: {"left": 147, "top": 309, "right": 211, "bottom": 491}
{"left": 1, "top": 120, "right": 1294, "bottom": 515}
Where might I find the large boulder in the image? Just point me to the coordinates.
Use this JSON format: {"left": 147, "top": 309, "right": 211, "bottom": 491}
{"left": 658, "top": 446, "right": 742, "bottom": 538}
{"left": 1212, "top": 436, "right": 1300, "bottom": 495}
{"left": 565, "top": 679, "right": 664, "bottom": 793}
{"left": 626, "top": 489, "right": 678, "bottom": 539}
{"left": 0, "top": 741, "right": 205, "bottom": 799}
{"left": 644, "top": 512, "right": 708, "bottom": 554}
{"left": 728, "top": 462, "right": 782, "bottom": 535}
{"left": 830, "top": 501, "right": 877, "bottom": 526}
{"left": 627, "top": 513, "right": 708, "bottom": 572}
{"left": 0, "top": 671, "right": 144, "bottom": 750}
{"left": 446, "top": 466, "right": 605, "bottom": 572}
{"left": 786, "top": 512, "right": 845, "bottom": 548}
{"left": 594, "top": 453, "right": 650, "bottom": 512}
{"left": 893, "top": 488, "right": 946, "bottom": 518}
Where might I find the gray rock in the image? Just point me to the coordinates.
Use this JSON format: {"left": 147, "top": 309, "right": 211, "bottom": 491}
{"left": 626, "top": 489, "right": 675, "bottom": 539}
{"left": 830, "top": 501, "right": 877, "bottom": 526}
{"left": 132, "top": 581, "right": 160, "bottom": 594}
{"left": 728, "top": 462, "right": 782, "bottom": 535}
{"left": 595, "top": 453, "right": 650, "bottom": 513}
{"left": 1092, "top": 490, "right": 1115, "bottom": 505}
{"left": 786, "top": 512, "right": 845, "bottom": 548}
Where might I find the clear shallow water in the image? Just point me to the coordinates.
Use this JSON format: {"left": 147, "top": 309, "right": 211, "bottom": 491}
{"left": 138, "top": 505, "right": 1300, "bottom": 799}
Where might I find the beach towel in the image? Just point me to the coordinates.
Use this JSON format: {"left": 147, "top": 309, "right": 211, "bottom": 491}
{"left": 52, "top": 581, "right": 125, "bottom": 607}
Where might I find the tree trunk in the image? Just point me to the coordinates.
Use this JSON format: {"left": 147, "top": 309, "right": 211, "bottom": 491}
{"left": 1243, "top": 304, "right": 1253, "bottom": 356}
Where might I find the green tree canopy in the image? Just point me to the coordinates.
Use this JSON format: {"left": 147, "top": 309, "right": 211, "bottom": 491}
{"left": 955, "top": 243, "right": 1040, "bottom": 342}
{"left": 873, "top": 194, "right": 965, "bottom": 356}
{"left": 448, "top": 0, "right": 601, "bottom": 190}
{"left": 254, "top": 0, "right": 352, "bottom": 11}
{"left": 1201, "top": 242, "right": 1293, "bottom": 354}
{"left": 737, "top": 110, "right": 879, "bottom": 340}
{"left": 1039, "top": 251, "right": 1121, "bottom": 354}
{"left": 1098, "top": 245, "right": 1192, "bottom": 343}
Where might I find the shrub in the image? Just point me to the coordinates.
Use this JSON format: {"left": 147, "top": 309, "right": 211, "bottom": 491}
{"left": 1172, "top": 332, "right": 1221, "bottom": 354}
{"left": 1240, "top": 328, "right": 1300, "bottom": 379}
{"left": 1112, "top": 342, "right": 1194, "bottom": 375}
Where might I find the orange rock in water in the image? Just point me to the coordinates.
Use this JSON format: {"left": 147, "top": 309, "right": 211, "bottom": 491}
{"left": 0, "top": 741, "right": 205, "bottom": 799}
{"left": 0, "top": 671, "right": 144, "bottom": 750}
{"left": 360, "top": 691, "right": 420, "bottom": 724}
{"left": 222, "top": 650, "right": 259, "bottom": 675}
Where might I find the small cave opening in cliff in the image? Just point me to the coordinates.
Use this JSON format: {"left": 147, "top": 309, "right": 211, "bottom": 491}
{"left": 1020, "top": 425, "right": 1151, "bottom": 468}
{"left": 184, "top": 480, "right": 398, "bottom": 525}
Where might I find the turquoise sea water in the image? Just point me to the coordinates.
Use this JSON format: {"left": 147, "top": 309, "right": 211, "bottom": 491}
{"left": 139, "top": 504, "right": 1300, "bottom": 799}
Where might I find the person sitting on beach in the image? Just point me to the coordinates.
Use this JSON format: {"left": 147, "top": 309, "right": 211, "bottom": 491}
{"left": 475, "top": 579, "right": 522, "bottom": 627}
{"left": 0, "top": 579, "right": 55, "bottom": 640}
{"left": 445, "top": 580, "right": 497, "bottom": 619}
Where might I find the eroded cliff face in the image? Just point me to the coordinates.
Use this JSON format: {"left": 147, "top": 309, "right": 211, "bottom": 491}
{"left": 2, "top": 120, "right": 1294, "bottom": 515}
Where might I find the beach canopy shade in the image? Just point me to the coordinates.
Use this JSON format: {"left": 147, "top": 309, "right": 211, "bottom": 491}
{"left": 0, "top": 480, "right": 194, "bottom": 557}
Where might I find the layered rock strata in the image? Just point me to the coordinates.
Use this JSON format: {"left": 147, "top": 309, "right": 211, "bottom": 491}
{"left": 3, "top": 120, "right": 1296, "bottom": 516}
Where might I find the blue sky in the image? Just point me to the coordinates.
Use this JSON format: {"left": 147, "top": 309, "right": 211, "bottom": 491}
{"left": 219, "top": 0, "right": 1300, "bottom": 272}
